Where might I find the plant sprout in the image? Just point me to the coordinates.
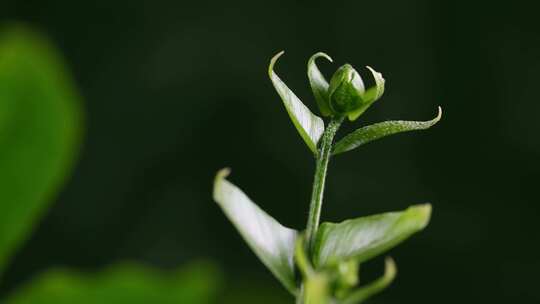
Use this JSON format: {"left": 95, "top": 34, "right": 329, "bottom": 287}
{"left": 213, "top": 51, "right": 441, "bottom": 304}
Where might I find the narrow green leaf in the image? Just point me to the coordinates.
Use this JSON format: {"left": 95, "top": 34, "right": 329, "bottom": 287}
{"left": 313, "top": 204, "right": 431, "bottom": 268}
{"left": 341, "top": 258, "right": 397, "bottom": 304}
{"left": 213, "top": 168, "right": 298, "bottom": 294}
{"left": 269, "top": 51, "right": 325, "bottom": 154}
{"left": 4, "top": 262, "right": 220, "bottom": 304}
{"left": 307, "top": 52, "right": 333, "bottom": 116}
{"left": 0, "top": 25, "right": 82, "bottom": 273}
{"left": 334, "top": 107, "right": 442, "bottom": 155}
{"left": 347, "top": 66, "right": 386, "bottom": 121}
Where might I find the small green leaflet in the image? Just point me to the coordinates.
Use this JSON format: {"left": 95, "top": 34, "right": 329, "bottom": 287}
{"left": 341, "top": 258, "right": 397, "bottom": 304}
{"left": 213, "top": 168, "right": 298, "bottom": 294}
{"left": 346, "top": 66, "right": 386, "bottom": 121}
{"left": 269, "top": 51, "right": 325, "bottom": 155}
{"left": 365, "top": 66, "right": 385, "bottom": 102}
{"left": 313, "top": 204, "right": 431, "bottom": 268}
{"left": 307, "top": 52, "right": 333, "bottom": 117}
{"left": 334, "top": 107, "right": 442, "bottom": 155}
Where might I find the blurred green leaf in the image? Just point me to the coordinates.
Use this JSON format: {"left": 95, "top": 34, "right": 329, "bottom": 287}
{"left": 341, "top": 258, "right": 397, "bottom": 304}
{"left": 269, "top": 51, "right": 325, "bottom": 155}
{"left": 334, "top": 107, "right": 442, "bottom": 155}
{"left": 0, "top": 25, "right": 82, "bottom": 273}
{"left": 313, "top": 205, "right": 431, "bottom": 268}
{"left": 307, "top": 52, "right": 333, "bottom": 116}
{"left": 213, "top": 168, "right": 298, "bottom": 294}
{"left": 4, "top": 262, "right": 219, "bottom": 304}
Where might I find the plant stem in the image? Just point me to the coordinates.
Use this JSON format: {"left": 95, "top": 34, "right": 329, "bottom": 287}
{"left": 305, "top": 116, "right": 344, "bottom": 250}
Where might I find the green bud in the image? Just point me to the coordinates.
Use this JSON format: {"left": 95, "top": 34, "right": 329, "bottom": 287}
{"left": 328, "top": 64, "right": 366, "bottom": 114}
{"left": 326, "top": 63, "right": 386, "bottom": 120}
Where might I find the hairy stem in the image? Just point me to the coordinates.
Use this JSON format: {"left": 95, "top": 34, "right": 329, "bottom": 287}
{"left": 305, "top": 116, "right": 344, "bottom": 250}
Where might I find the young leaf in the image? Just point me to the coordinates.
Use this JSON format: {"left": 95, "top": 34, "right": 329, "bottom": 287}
{"left": 333, "top": 107, "right": 442, "bottom": 155}
{"left": 307, "top": 52, "right": 333, "bottom": 116}
{"left": 365, "top": 66, "right": 385, "bottom": 102}
{"left": 313, "top": 204, "right": 431, "bottom": 268}
{"left": 341, "top": 258, "right": 397, "bottom": 304}
{"left": 4, "top": 262, "right": 220, "bottom": 304}
{"left": 0, "top": 25, "right": 82, "bottom": 273}
{"left": 213, "top": 168, "right": 298, "bottom": 294}
{"left": 347, "top": 66, "right": 386, "bottom": 121}
{"left": 269, "top": 51, "right": 325, "bottom": 155}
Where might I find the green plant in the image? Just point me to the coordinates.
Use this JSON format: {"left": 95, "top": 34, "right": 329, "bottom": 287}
{"left": 213, "top": 51, "right": 441, "bottom": 304}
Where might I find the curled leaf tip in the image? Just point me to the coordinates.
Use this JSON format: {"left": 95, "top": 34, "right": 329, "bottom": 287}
{"left": 311, "top": 52, "right": 333, "bottom": 63}
{"left": 365, "top": 65, "right": 380, "bottom": 74}
{"left": 268, "top": 50, "right": 285, "bottom": 76}
{"left": 215, "top": 167, "right": 231, "bottom": 180}
{"left": 213, "top": 168, "right": 231, "bottom": 201}
{"left": 408, "top": 204, "right": 432, "bottom": 230}
{"left": 435, "top": 106, "right": 443, "bottom": 122}
{"left": 419, "top": 106, "right": 442, "bottom": 129}
{"left": 365, "top": 66, "right": 385, "bottom": 84}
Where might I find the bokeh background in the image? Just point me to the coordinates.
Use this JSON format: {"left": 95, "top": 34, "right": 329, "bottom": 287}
{"left": 1, "top": 0, "right": 539, "bottom": 303}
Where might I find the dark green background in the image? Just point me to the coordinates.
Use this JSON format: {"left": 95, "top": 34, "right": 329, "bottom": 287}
{"left": 1, "top": 0, "right": 539, "bottom": 303}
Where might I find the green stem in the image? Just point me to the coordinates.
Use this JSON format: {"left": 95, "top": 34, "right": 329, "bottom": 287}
{"left": 305, "top": 116, "right": 344, "bottom": 251}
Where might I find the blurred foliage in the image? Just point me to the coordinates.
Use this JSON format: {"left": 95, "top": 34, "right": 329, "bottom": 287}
{"left": 4, "top": 262, "right": 219, "bottom": 304}
{"left": 0, "top": 25, "right": 82, "bottom": 273}
{"left": 0, "top": 25, "right": 220, "bottom": 303}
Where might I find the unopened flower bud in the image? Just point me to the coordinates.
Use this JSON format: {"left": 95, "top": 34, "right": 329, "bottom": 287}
{"left": 328, "top": 64, "right": 366, "bottom": 114}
